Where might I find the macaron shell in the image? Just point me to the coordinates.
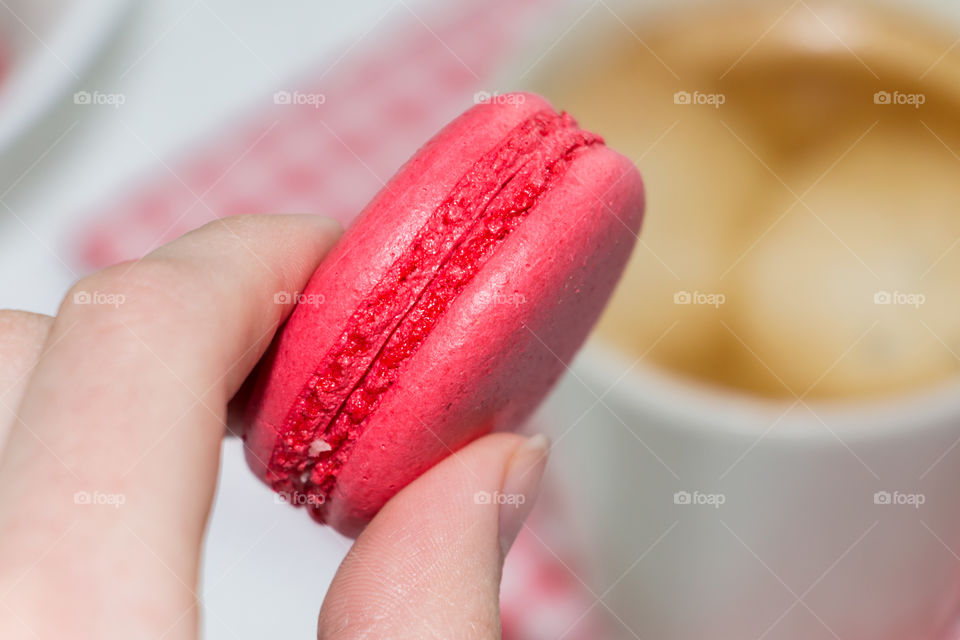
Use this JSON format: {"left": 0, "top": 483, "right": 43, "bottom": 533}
{"left": 244, "top": 93, "right": 553, "bottom": 477}
{"left": 323, "top": 145, "right": 644, "bottom": 535}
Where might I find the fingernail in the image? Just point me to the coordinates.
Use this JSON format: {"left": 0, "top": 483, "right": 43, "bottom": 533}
{"left": 498, "top": 434, "right": 551, "bottom": 555}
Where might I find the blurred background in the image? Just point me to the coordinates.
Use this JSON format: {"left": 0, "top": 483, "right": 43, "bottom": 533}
{"left": 3, "top": 0, "right": 960, "bottom": 638}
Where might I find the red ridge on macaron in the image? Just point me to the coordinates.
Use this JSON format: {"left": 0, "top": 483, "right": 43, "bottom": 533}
{"left": 245, "top": 92, "right": 644, "bottom": 535}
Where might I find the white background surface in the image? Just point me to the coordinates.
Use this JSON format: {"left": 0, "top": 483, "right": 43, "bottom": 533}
{"left": 12, "top": 2, "right": 960, "bottom": 638}
{"left": 0, "top": 0, "right": 422, "bottom": 314}
{"left": 0, "top": 1, "right": 435, "bottom": 637}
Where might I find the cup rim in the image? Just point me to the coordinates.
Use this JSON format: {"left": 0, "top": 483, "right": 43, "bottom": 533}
{"left": 518, "top": 0, "right": 960, "bottom": 445}
{"left": 578, "top": 339, "right": 960, "bottom": 443}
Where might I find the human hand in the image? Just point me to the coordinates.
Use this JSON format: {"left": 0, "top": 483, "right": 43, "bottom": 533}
{"left": 0, "top": 215, "right": 548, "bottom": 639}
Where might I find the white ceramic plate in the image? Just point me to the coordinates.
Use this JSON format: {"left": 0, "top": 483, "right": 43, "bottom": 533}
{"left": 0, "top": 0, "right": 133, "bottom": 157}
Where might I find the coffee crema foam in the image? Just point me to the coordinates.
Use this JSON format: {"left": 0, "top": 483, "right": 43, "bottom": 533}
{"left": 534, "top": 1, "right": 960, "bottom": 399}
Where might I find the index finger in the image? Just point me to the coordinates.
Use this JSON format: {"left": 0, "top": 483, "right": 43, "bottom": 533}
{"left": 0, "top": 215, "right": 340, "bottom": 639}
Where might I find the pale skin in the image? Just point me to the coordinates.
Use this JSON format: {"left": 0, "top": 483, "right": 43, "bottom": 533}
{"left": 0, "top": 215, "right": 548, "bottom": 639}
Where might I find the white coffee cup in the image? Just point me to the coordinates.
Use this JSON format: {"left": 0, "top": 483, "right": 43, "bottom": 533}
{"left": 541, "top": 343, "right": 960, "bottom": 639}
{"left": 524, "top": 0, "right": 960, "bottom": 638}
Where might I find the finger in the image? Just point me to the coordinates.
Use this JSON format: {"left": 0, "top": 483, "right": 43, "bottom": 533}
{"left": 0, "top": 215, "right": 340, "bottom": 639}
{"left": 0, "top": 311, "right": 53, "bottom": 449}
{"left": 318, "top": 433, "right": 549, "bottom": 640}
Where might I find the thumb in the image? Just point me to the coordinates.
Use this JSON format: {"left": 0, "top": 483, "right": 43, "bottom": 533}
{"left": 317, "top": 432, "right": 550, "bottom": 640}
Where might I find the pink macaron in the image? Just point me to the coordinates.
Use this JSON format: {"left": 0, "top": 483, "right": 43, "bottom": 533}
{"left": 244, "top": 92, "right": 644, "bottom": 536}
